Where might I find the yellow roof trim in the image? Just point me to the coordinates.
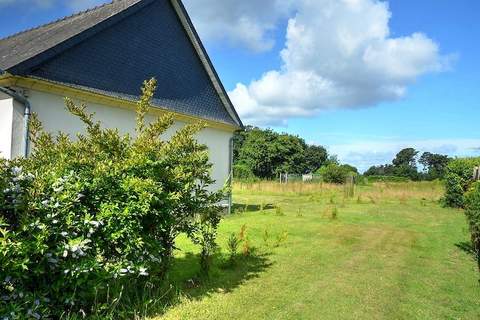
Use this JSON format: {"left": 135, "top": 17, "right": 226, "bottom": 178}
{"left": 0, "top": 76, "right": 240, "bottom": 133}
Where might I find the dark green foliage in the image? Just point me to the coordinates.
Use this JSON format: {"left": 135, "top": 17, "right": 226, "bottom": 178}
{"left": 317, "top": 163, "right": 358, "bottom": 184}
{"left": 233, "top": 162, "right": 256, "bottom": 180}
{"left": 392, "top": 148, "right": 419, "bottom": 168}
{"left": 0, "top": 79, "right": 223, "bottom": 318}
{"left": 465, "top": 182, "right": 480, "bottom": 272}
{"left": 227, "top": 233, "right": 241, "bottom": 262}
{"left": 419, "top": 152, "right": 451, "bottom": 180}
{"left": 364, "top": 164, "right": 396, "bottom": 176}
{"left": 303, "top": 145, "right": 329, "bottom": 173}
{"left": 392, "top": 148, "right": 420, "bottom": 180}
{"left": 233, "top": 127, "right": 327, "bottom": 179}
{"left": 365, "top": 149, "right": 450, "bottom": 181}
{"left": 443, "top": 157, "right": 480, "bottom": 208}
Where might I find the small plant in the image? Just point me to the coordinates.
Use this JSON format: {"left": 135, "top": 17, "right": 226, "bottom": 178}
{"left": 227, "top": 233, "right": 241, "bottom": 262}
{"left": 263, "top": 228, "right": 270, "bottom": 247}
{"left": 275, "top": 205, "right": 285, "bottom": 216}
{"left": 329, "top": 195, "right": 336, "bottom": 204}
{"left": 239, "top": 224, "right": 247, "bottom": 241}
{"left": 242, "top": 238, "right": 251, "bottom": 256}
{"left": 274, "top": 230, "right": 289, "bottom": 248}
{"left": 244, "top": 203, "right": 249, "bottom": 213}
{"left": 357, "top": 195, "right": 362, "bottom": 204}
{"left": 331, "top": 207, "right": 338, "bottom": 220}
{"left": 260, "top": 202, "right": 265, "bottom": 214}
{"left": 296, "top": 208, "right": 303, "bottom": 217}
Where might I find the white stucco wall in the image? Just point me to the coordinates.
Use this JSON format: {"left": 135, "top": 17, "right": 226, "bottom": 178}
{"left": 7, "top": 89, "right": 233, "bottom": 192}
{"left": 0, "top": 93, "right": 14, "bottom": 159}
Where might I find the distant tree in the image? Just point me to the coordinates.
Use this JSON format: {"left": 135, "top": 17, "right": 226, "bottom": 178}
{"left": 392, "top": 148, "right": 419, "bottom": 168}
{"left": 303, "top": 145, "right": 328, "bottom": 173}
{"left": 364, "top": 164, "right": 395, "bottom": 176}
{"left": 419, "top": 152, "right": 451, "bottom": 180}
{"left": 392, "top": 148, "right": 420, "bottom": 180}
{"left": 273, "top": 133, "right": 308, "bottom": 175}
{"left": 341, "top": 164, "right": 359, "bottom": 174}
{"left": 236, "top": 128, "right": 280, "bottom": 178}
{"left": 232, "top": 127, "right": 329, "bottom": 179}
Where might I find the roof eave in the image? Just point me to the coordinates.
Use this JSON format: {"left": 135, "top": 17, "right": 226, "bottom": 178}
{"left": 170, "top": 0, "right": 244, "bottom": 129}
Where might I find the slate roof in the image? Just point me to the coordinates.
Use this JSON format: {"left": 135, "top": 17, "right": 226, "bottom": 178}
{"left": 0, "top": 0, "right": 242, "bottom": 128}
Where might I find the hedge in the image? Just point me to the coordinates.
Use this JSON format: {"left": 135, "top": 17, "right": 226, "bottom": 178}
{"left": 443, "top": 157, "right": 480, "bottom": 208}
{"left": 0, "top": 79, "right": 223, "bottom": 318}
{"left": 465, "top": 182, "right": 480, "bottom": 273}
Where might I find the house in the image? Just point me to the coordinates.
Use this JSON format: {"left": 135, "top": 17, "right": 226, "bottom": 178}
{"left": 0, "top": 0, "right": 243, "bottom": 204}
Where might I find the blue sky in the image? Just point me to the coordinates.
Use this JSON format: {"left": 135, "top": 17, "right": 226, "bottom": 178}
{"left": 0, "top": 0, "right": 479, "bottom": 171}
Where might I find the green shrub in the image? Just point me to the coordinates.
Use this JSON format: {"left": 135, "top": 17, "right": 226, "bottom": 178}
{"left": 443, "top": 158, "right": 480, "bottom": 208}
{"left": 227, "top": 233, "right": 241, "bottom": 262}
{"left": 0, "top": 79, "right": 224, "bottom": 318}
{"left": 465, "top": 182, "right": 480, "bottom": 272}
{"left": 317, "top": 164, "right": 357, "bottom": 184}
{"left": 233, "top": 162, "right": 255, "bottom": 180}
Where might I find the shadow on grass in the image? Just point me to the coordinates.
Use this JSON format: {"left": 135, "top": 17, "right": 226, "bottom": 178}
{"left": 87, "top": 251, "right": 273, "bottom": 319}
{"left": 169, "top": 250, "right": 273, "bottom": 299}
{"left": 232, "top": 203, "right": 275, "bottom": 213}
{"left": 455, "top": 241, "right": 476, "bottom": 257}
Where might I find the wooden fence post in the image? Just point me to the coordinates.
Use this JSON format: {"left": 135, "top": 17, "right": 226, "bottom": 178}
{"left": 474, "top": 166, "right": 480, "bottom": 181}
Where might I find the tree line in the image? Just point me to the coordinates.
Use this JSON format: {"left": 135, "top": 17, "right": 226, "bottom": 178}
{"left": 365, "top": 148, "right": 451, "bottom": 180}
{"left": 233, "top": 126, "right": 331, "bottom": 179}
{"left": 233, "top": 127, "right": 452, "bottom": 182}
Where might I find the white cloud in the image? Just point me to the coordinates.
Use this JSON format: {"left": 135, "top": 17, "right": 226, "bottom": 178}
{"left": 227, "top": 0, "right": 453, "bottom": 126}
{"left": 329, "top": 139, "right": 480, "bottom": 172}
{"left": 183, "top": 0, "right": 294, "bottom": 52}
{"left": 67, "top": 0, "right": 106, "bottom": 11}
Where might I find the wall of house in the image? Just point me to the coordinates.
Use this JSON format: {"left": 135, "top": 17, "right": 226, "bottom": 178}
{"left": 0, "top": 93, "right": 14, "bottom": 159}
{"left": 7, "top": 89, "right": 233, "bottom": 192}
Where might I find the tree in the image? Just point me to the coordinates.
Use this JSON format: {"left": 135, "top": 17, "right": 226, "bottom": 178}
{"left": 303, "top": 145, "right": 328, "bottom": 173}
{"left": 392, "top": 148, "right": 419, "bottom": 180}
{"left": 419, "top": 152, "right": 451, "bottom": 180}
{"left": 233, "top": 127, "right": 329, "bottom": 179}
{"left": 364, "top": 164, "right": 395, "bottom": 176}
{"left": 392, "top": 148, "right": 419, "bottom": 168}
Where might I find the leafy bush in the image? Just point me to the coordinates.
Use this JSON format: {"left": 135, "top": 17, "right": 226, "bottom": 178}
{"left": 0, "top": 79, "right": 224, "bottom": 318}
{"left": 227, "top": 233, "right": 240, "bottom": 262}
{"left": 233, "top": 162, "right": 255, "bottom": 180}
{"left": 317, "top": 164, "right": 357, "bottom": 184}
{"left": 465, "top": 182, "right": 480, "bottom": 272}
{"left": 443, "top": 157, "right": 480, "bottom": 208}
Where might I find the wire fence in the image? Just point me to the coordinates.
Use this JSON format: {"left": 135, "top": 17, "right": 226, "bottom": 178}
{"left": 278, "top": 173, "right": 323, "bottom": 184}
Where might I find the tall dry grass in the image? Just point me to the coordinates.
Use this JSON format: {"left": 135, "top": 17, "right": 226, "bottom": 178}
{"left": 233, "top": 180, "right": 444, "bottom": 202}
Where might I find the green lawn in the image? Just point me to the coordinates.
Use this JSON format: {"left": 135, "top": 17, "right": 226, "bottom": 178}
{"left": 155, "top": 181, "right": 479, "bottom": 319}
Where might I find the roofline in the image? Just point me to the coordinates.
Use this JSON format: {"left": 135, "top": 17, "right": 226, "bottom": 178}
{"left": 170, "top": 0, "right": 244, "bottom": 129}
{"left": 2, "top": 0, "right": 243, "bottom": 129}
{"left": 5, "top": 0, "right": 154, "bottom": 73}
{"left": 0, "top": 75, "right": 241, "bottom": 133}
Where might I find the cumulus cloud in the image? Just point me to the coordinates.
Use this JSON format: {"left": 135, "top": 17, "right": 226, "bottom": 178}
{"left": 183, "top": 0, "right": 294, "bottom": 52}
{"left": 227, "top": 0, "right": 453, "bottom": 125}
{"left": 329, "top": 139, "right": 480, "bottom": 172}
{"left": 67, "top": 0, "right": 106, "bottom": 11}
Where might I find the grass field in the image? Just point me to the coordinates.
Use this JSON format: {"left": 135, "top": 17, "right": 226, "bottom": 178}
{"left": 153, "top": 181, "right": 479, "bottom": 319}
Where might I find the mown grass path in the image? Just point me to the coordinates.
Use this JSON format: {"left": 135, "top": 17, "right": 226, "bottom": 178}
{"left": 157, "top": 182, "right": 479, "bottom": 319}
